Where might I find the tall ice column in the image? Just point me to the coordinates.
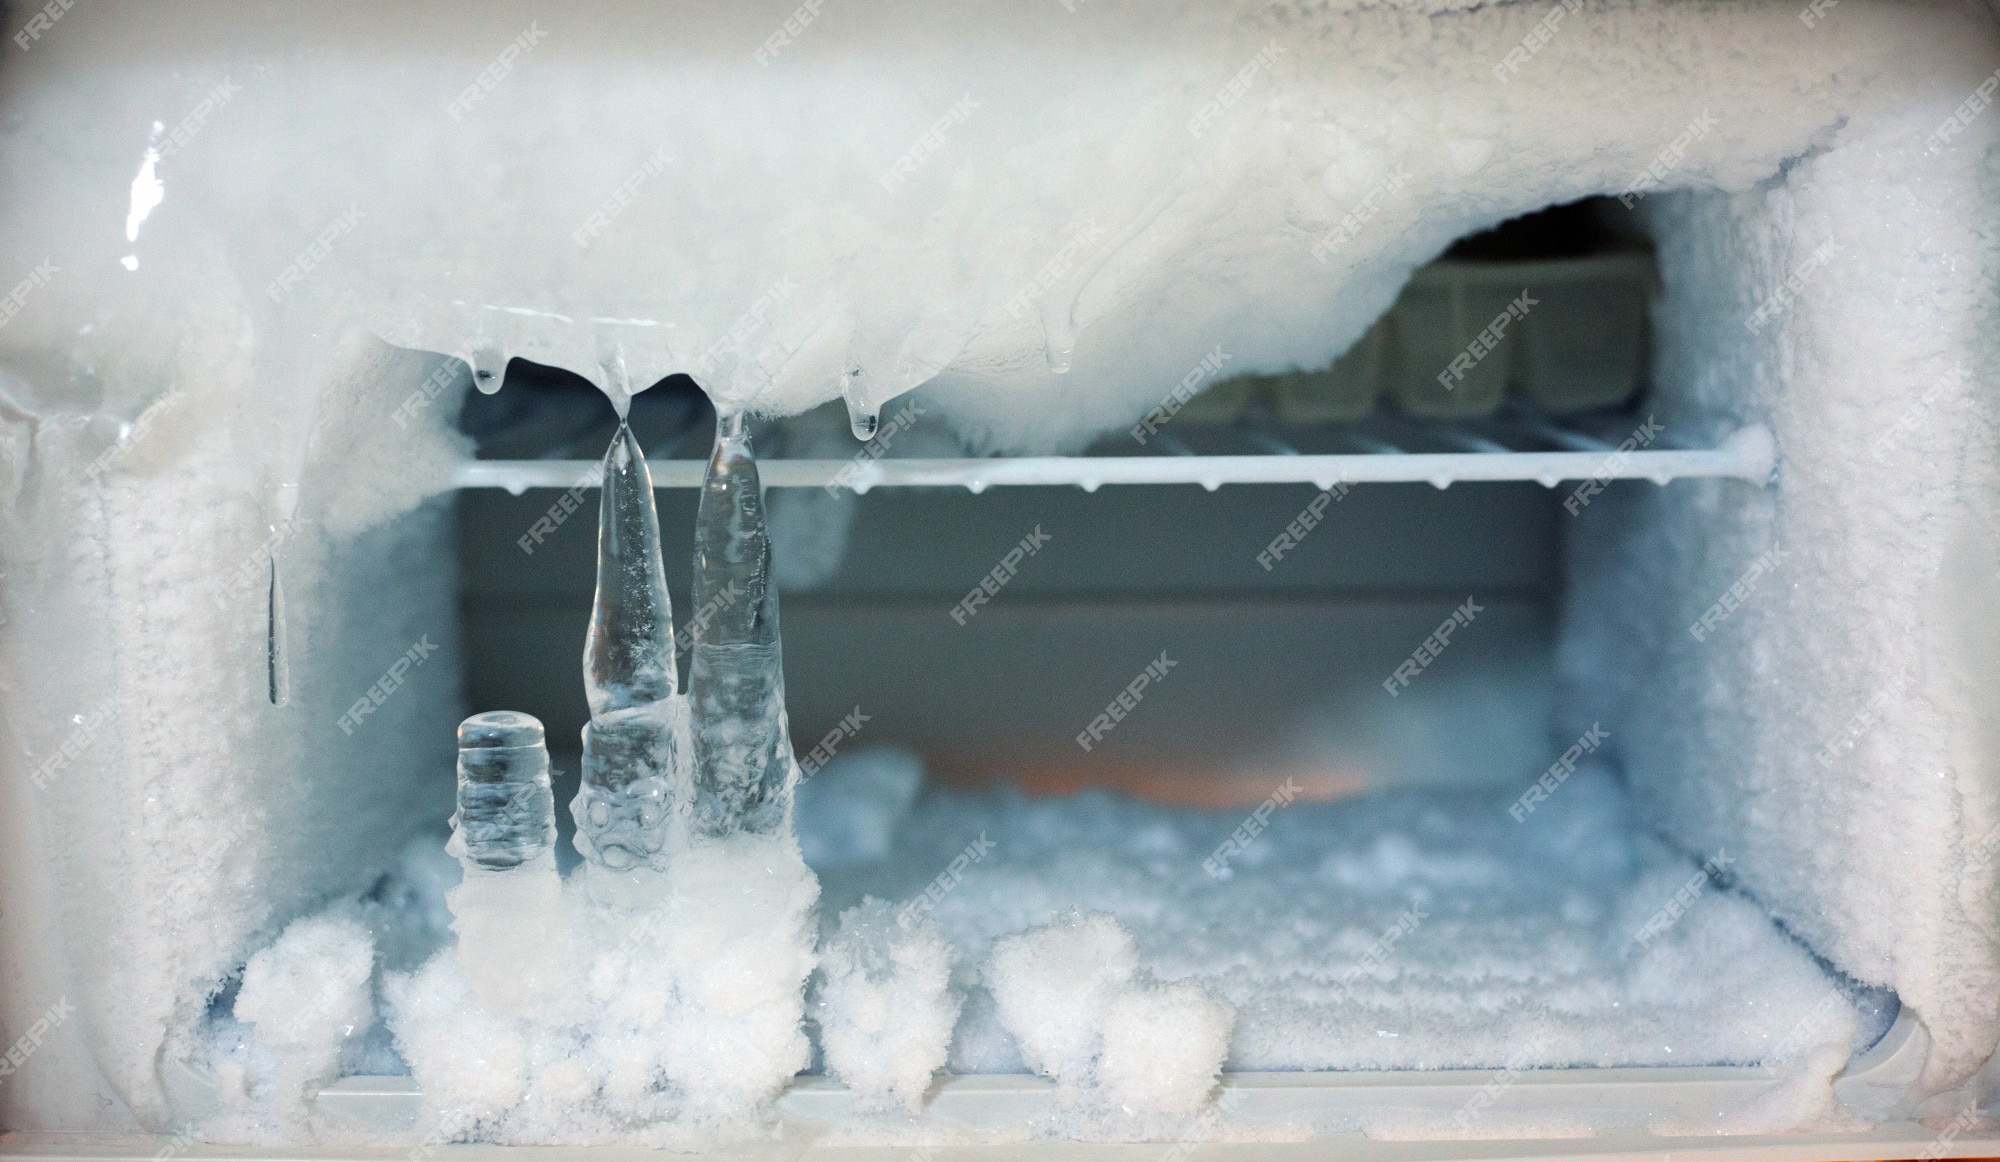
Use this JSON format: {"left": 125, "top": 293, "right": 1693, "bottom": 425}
{"left": 574, "top": 421, "right": 688, "bottom": 873}
{"left": 689, "top": 411, "right": 796, "bottom": 836}
{"left": 448, "top": 710, "right": 565, "bottom": 1016}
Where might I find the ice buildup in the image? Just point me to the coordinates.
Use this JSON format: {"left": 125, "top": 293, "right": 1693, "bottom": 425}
{"left": 984, "top": 910, "right": 1234, "bottom": 1121}
{"left": 986, "top": 911, "right": 1141, "bottom": 1090}
{"left": 815, "top": 898, "right": 960, "bottom": 1113}
{"left": 10, "top": 0, "right": 2000, "bottom": 1148}
{"left": 214, "top": 913, "right": 377, "bottom": 1138}
{"left": 805, "top": 757, "right": 1876, "bottom": 1084}
{"left": 447, "top": 711, "right": 566, "bottom": 1018}
{"left": 575, "top": 421, "right": 689, "bottom": 875}
{"left": 385, "top": 412, "right": 820, "bottom": 1145}
{"left": 689, "top": 412, "right": 796, "bottom": 837}
{"left": 452, "top": 712, "right": 556, "bottom": 871}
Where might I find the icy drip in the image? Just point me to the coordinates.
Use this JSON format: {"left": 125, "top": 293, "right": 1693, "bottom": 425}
{"left": 574, "top": 421, "right": 688, "bottom": 872}
{"left": 447, "top": 711, "right": 564, "bottom": 1017}
{"left": 842, "top": 376, "right": 879, "bottom": 440}
{"left": 468, "top": 345, "right": 506, "bottom": 394}
{"left": 690, "top": 411, "right": 796, "bottom": 836}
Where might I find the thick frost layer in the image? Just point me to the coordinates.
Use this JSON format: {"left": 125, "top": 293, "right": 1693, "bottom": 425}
{"left": 1097, "top": 976, "right": 1238, "bottom": 1119}
{"left": 985, "top": 910, "right": 1234, "bottom": 1119}
{"left": 987, "top": 911, "right": 1143, "bottom": 1089}
{"left": 191, "top": 750, "right": 1885, "bottom": 1142}
{"left": 209, "top": 913, "right": 375, "bottom": 1139}
{"left": 814, "top": 898, "right": 959, "bottom": 1112}
{"left": 445, "top": 863, "right": 566, "bottom": 1024}
{"left": 805, "top": 750, "right": 1872, "bottom": 1077}
{"left": 1, "top": 3, "right": 1982, "bottom": 447}
{"left": 1562, "top": 147, "right": 2000, "bottom": 1092}
{"left": 232, "top": 915, "right": 375, "bottom": 1051}
{"left": 387, "top": 832, "right": 819, "bottom": 1145}
{"left": 0, "top": 0, "right": 1995, "bottom": 1137}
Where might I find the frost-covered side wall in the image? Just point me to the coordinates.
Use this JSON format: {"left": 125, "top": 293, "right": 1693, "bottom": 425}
{"left": 1562, "top": 130, "right": 2000, "bottom": 1094}
{"left": 0, "top": 338, "right": 467, "bottom": 1130}
{"left": 0, "top": 0, "right": 1996, "bottom": 1133}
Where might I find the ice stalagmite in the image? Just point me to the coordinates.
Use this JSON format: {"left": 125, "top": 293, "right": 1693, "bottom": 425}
{"left": 454, "top": 711, "right": 556, "bottom": 868}
{"left": 689, "top": 411, "right": 795, "bottom": 836}
{"left": 448, "top": 710, "right": 565, "bottom": 1016}
{"left": 575, "top": 420, "right": 689, "bottom": 872}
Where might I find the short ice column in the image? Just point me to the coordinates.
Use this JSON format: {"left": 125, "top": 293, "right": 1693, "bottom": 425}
{"left": 575, "top": 421, "right": 688, "bottom": 873}
{"left": 689, "top": 411, "right": 796, "bottom": 837}
{"left": 448, "top": 710, "right": 566, "bottom": 1017}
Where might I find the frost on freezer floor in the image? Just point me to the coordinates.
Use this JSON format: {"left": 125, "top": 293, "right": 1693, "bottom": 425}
{"left": 801, "top": 749, "right": 1886, "bottom": 1076}
{"left": 188, "top": 748, "right": 1885, "bottom": 1144}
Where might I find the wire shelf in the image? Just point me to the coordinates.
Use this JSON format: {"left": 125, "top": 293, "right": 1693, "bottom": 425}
{"left": 452, "top": 419, "right": 1775, "bottom": 494}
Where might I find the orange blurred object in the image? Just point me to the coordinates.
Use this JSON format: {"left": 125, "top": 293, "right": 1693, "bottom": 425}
{"left": 925, "top": 752, "right": 1368, "bottom": 809}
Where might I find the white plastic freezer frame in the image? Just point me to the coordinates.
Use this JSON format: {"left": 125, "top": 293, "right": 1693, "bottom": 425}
{"left": 8, "top": 1010, "right": 1983, "bottom": 1162}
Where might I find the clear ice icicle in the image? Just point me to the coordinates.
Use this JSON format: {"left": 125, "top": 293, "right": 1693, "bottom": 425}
{"left": 689, "top": 411, "right": 795, "bottom": 836}
{"left": 575, "top": 421, "right": 686, "bottom": 871}
{"left": 266, "top": 555, "right": 289, "bottom": 707}
{"left": 585, "top": 421, "right": 676, "bottom": 714}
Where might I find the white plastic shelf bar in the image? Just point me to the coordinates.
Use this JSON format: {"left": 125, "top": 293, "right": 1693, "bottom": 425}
{"left": 133, "top": 1012, "right": 1975, "bottom": 1162}
{"left": 452, "top": 425, "right": 1774, "bottom": 494}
